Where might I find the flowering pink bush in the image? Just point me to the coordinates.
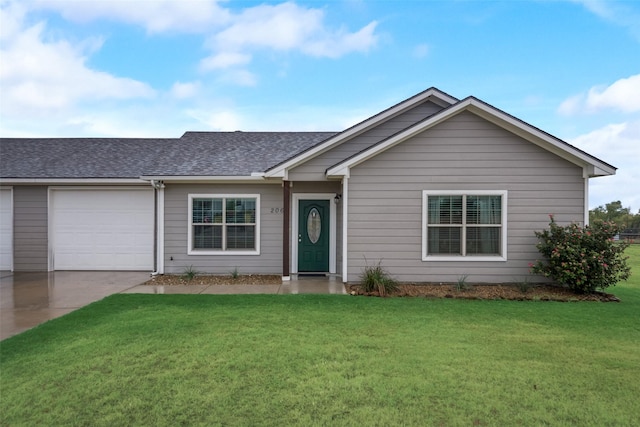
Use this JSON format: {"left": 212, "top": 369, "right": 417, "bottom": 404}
{"left": 530, "top": 216, "right": 631, "bottom": 293}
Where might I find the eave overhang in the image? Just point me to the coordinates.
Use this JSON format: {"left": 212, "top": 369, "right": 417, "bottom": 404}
{"left": 0, "top": 178, "right": 147, "bottom": 185}
{"left": 139, "top": 174, "right": 279, "bottom": 184}
{"left": 326, "top": 97, "right": 617, "bottom": 179}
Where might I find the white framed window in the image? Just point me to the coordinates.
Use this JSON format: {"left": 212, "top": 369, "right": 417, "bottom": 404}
{"left": 188, "top": 194, "right": 260, "bottom": 255}
{"left": 422, "top": 190, "right": 507, "bottom": 261}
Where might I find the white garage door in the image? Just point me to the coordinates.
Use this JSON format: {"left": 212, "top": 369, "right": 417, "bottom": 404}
{"left": 0, "top": 188, "right": 12, "bottom": 270}
{"left": 51, "top": 188, "right": 154, "bottom": 270}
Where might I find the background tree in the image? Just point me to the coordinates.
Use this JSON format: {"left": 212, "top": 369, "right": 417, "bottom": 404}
{"left": 589, "top": 201, "right": 640, "bottom": 230}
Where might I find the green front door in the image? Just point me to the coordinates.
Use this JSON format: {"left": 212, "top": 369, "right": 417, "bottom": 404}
{"left": 298, "top": 200, "right": 330, "bottom": 273}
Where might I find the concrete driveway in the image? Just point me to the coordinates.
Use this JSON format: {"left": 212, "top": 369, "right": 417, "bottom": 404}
{"left": 0, "top": 271, "right": 150, "bottom": 340}
{"left": 0, "top": 271, "right": 346, "bottom": 340}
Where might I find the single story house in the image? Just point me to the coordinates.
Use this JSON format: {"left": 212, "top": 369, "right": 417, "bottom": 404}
{"left": 0, "top": 87, "right": 616, "bottom": 283}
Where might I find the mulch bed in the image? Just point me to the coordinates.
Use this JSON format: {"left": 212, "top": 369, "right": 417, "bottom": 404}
{"left": 347, "top": 283, "right": 621, "bottom": 302}
{"left": 143, "top": 274, "right": 620, "bottom": 302}
{"left": 143, "top": 274, "right": 282, "bottom": 286}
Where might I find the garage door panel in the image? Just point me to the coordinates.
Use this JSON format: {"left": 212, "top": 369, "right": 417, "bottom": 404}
{"left": 52, "top": 189, "right": 154, "bottom": 270}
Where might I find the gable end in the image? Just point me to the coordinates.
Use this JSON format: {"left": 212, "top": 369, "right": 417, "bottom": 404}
{"left": 326, "top": 97, "right": 616, "bottom": 178}
{"left": 264, "top": 87, "right": 458, "bottom": 178}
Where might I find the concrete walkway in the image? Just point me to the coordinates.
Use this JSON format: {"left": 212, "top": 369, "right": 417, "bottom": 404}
{"left": 0, "top": 271, "right": 346, "bottom": 340}
{"left": 123, "top": 275, "right": 346, "bottom": 295}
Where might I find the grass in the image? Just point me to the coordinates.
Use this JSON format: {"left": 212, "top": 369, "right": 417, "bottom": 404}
{"left": 1, "top": 247, "right": 639, "bottom": 426}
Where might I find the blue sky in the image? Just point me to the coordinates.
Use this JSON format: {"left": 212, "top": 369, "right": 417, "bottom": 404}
{"left": 1, "top": 0, "right": 638, "bottom": 211}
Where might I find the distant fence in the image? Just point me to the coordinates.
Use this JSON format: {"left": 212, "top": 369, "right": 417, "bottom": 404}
{"left": 620, "top": 229, "right": 640, "bottom": 244}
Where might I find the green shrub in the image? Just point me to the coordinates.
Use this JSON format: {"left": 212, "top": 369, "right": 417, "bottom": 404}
{"left": 360, "top": 259, "right": 398, "bottom": 296}
{"left": 230, "top": 267, "right": 240, "bottom": 279}
{"left": 530, "top": 216, "right": 631, "bottom": 293}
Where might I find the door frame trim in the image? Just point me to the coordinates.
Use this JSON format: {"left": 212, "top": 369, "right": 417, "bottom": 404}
{"left": 291, "top": 193, "right": 336, "bottom": 274}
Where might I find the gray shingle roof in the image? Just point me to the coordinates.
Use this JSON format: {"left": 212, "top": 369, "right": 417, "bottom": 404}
{"left": 0, "top": 132, "right": 336, "bottom": 179}
{"left": 149, "top": 132, "right": 336, "bottom": 176}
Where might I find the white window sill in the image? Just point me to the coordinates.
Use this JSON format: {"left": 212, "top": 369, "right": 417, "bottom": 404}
{"left": 188, "top": 250, "right": 260, "bottom": 256}
{"left": 422, "top": 255, "right": 507, "bottom": 262}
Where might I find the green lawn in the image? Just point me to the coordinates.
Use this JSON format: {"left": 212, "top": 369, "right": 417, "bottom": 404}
{"left": 2, "top": 247, "right": 639, "bottom": 426}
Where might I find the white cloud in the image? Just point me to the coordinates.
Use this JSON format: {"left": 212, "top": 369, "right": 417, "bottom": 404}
{"left": 558, "top": 94, "right": 583, "bottom": 116}
{"left": 204, "top": 2, "right": 379, "bottom": 71}
{"left": 570, "top": 119, "right": 640, "bottom": 211}
{"left": 0, "top": 0, "right": 25, "bottom": 41}
{"left": 30, "top": 0, "right": 231, "bottom": 34}
{"left": 304, "top": 21, "right": 378, "bottom": 58}
{"left": 584, "top": 75, "right": 640, "bottom": 113}
{"left": 412, "top": 43, "right": 430, "bottom": 59}
{"left": 0, "top": 3, "right": 155, "bottom": 118}
{"left": 187, "top": 109, "right": 244, "bottom": 131}
{"left": 218, "top": 70, "right": 258, "bottom": 87}
{"left": 214, "top": 3, "right": 323, "bottom": 52}
{"left": 558, "top": 74, "right": 640, "bottom": 115}
{"left": 170, "top": 81, "right": 201, "bottom": 99}
{"left": 0, "top": 103, "right": 193, "bottom": 138}
{"left": 28, "top": 0, "right": 379, "bottom": 64}
{"left": 199, "top": 52, "right": 251, "bottom": 71}
{"left": 4, "top": 0, "right": 380, "bottom": 97}
{"left": 0, "top": 0, "right": 383, "bottom": 137}
{"left": 569, "top": 0, "right": 640, "bottom": 41}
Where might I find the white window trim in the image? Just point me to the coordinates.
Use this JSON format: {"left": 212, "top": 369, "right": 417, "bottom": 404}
{"left": 422, "top": 190, "right": 508, "bottom": 262}
{"left": 188, "top": 194, "right": 260, "bottom": 256}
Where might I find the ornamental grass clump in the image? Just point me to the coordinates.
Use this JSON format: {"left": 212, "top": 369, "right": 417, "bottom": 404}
{"left": 181, "top": 265, "right": 200, "bottom": 281}
{"left": 360, "top": 259, "right": 398, "bottom": 296}
{"left": 530, "top": 216, "right": 631, "bottom": 293}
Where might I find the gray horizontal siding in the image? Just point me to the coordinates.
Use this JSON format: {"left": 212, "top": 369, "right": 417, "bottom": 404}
{"left": 13, "top": 186, "right": 48, "bottom": 271}
{"left": 289, "top": 101, "right": 444, "bottom": 181}
{"left": 345, "top": 111, "right": 585, "bottom": 283}
{"left": 163, "top": 183, "right": 284, "bottom": 275}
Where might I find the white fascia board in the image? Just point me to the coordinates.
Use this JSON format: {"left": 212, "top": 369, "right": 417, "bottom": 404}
{"left": 265, "top": 88, "right": 458, "bottom": 178}
{"left": 140, "top": 175, "right": 276, "bottom": 184}
{"left": 0, "top": 178, "right": 146, "bottom": 185}
{"left": 327, "top": 97, "right": 616, "bottom": 178}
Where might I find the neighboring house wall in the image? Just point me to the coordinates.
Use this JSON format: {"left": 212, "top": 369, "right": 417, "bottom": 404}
{"left": 163, "top": 183, "right": 285, "bottom": 275}
{"left": 13, "top": 186, "right": 48, "bottom": 271}
{"left": 289, "top": 101, "right": 444, "bottom": 181}
{"left": 345, "top": 111, "right": 585, "bottom": 283}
